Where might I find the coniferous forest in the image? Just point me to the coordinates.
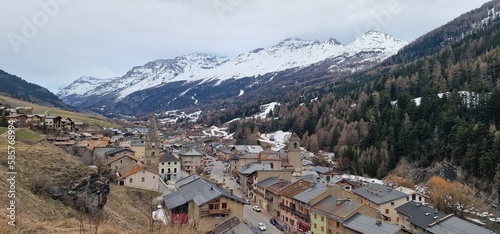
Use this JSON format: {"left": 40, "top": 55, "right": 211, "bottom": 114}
{"left": 201, "top": 3, "right": 500, "bottom": 184}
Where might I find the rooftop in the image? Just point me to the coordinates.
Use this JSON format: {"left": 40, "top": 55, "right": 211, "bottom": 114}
{"left": 395, "top": 201, "right": 447, "bottom": 230}
{"left": 266, "top": 180, "right": 291, "bottom": 195}
{"left": 280, "top": 179, "right": 313, "bottom": 198}
{"left": 311, "top": 195, "right": 361, "bottom": 220}
{"left": 352, "top": 184, "right": 407, "bottom": 205}
{"left": 293, "top": 183, "right": 328, "bottom": 204}
{"left": 255, "top": 177, "right": 280, "bottom": 189}
{"left": 237, "top": 163, "right": 272, "bottom": 175}
{"left": 159, "top": 152, "right": 180, "bottom": 162}
{"left": 343, "top": 213, "right": 401, "bottom": 234}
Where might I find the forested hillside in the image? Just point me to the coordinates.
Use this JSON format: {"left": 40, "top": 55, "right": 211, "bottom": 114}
{"left": 201, "top": 1, "right": 500, "bottom": 186}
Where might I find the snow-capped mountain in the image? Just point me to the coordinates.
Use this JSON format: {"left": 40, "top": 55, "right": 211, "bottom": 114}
{"left": 58, "top": 31, "right": 407, "bottom": 116}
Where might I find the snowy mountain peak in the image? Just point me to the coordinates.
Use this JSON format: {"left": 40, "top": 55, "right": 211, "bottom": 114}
{"left": 59, "top": 32, "right": 408, "bottom": 112}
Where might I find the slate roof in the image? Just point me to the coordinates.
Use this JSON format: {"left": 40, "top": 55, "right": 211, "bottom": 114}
{"left": 395, "top": 201, "right": 447, "bottom": 230}
{"left": 343, "top": 213, "right": 401, "bottom": 234}
{"left": 179, "top": 148, "right": 203, "bottom": 156}
{"left": 352, "top": 183, "right": 407, "bottom": 205}
{"left": 425, "top": 216, "right": 495, "bottom": 234}
{"left": 311, "top": 195, "right": 361, "bottom": 220}
{"left": 293, "top": 183, "right": 328, "bottom": 204}
{"left": 266, "top": 180, "right": 291, "bottom": 195}
{"left": 310, "top": 166, "right": 332, "bottom": 174}
{"left": 159, "top": 152, "right": 180, "bottom": 162}
{"left": 105, "top": 147, "right": 134, "bottom": 155}
{"left": 163, "top": 191, "right": 187, "bottom": 209}
{"left": 164, "top": 176, "right": 245, "bottom": 210}
{"left": 174, "top": 174, "right": 201, "bottom": 188}
{"left": 280, "top": 179, "right": 313, "bottom": 198}
{"left": 118, "top": 164, "right": 146, "bottom": 179}
{"left": 104, "top": 154, "right": 139, "bottom": 165}
{"left": 256, "top": 177, "right": 280, "bottom": 189}
{"left": 237, "top": 163, "right": 272, "bottom": 175}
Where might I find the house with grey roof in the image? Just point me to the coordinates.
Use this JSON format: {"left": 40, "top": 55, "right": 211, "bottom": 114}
{"left": 177, "top": 148, "right": 204, "bottom": 174}
{"left": 158, "top": 152, "right": 181, "bottom": 182}
{"left": 290, "top": 183, "right": 329, "bottom": 232}
{"left": 104, "top": 147, "right": 135, "bottom": 162}
{"left": 396, "top": 201, "right": 495, "bottom": 234}
{"left": 212, "top": 216, "right": 258, "bottom": 234}
{"left": 310, "top": 194, "right": 380, "bottom": 234}
{"left": 162, "top": 176, "right": 246, "bottom": 233}
{"left": 343, "top": 213, "right": 403, "bottom": 234}
{"left": 352, "top": 183, "right": 409, "bottom": 223}
{"left": 425, "top": 215, "right": 495, "bottom": 234}
{"left": 254, "top": 177, "right": 280, "bottom": 212}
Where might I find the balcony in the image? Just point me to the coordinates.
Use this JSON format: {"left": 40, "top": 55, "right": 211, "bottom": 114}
{"left": 200, "top": 208, "right": 231, "bottom": 216}
{"left": 279, "top": 203, "right": 295, "bottom": 212}
{"left": 292, "top": 209, "right": 310, "bottom": 222}
{"left": 265, "top": 196, "right": 273, "bottom": 202}
{"left": 254, "top": 190, "right": 264, "bottom": 196}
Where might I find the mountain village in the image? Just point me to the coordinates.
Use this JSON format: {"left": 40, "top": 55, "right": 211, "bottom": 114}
{"left": 2, "top": 101, "right": 497, "bottom": 234}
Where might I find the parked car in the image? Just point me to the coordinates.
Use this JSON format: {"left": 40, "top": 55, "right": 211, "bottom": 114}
{"left": 243, "top": 199, "right": 251, "bottom": 205}
{"left": 252, "top": 206, "right": 261, "bottom": 212}
{"left": 257, "top": 223, "right": 266, "bottom": 231}
{"left": 275, "top": 222, "right": 285, "bottom": 231}
{"left": 269, "top": 218, "right": 277, "bottom": 226}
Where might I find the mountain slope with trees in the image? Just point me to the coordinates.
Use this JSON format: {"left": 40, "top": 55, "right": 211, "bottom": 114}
{"left": 0, "top": 69, "right": 67, "bottom": 108}
{"left": 201, "top": 0, "right": 500, "bottom": 204}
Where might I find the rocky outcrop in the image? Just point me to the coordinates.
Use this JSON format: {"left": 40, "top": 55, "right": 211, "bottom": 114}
{"left": 53, "top": 173, "right": 110, "bottom": 214}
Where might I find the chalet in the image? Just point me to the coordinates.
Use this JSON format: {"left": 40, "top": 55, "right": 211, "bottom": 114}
{"left": 105, "top": 154, "right": 139, "bottom": 172}
{"left": 6, "top": 114, "right": 27, "bottom": 128}
{"left": 104, "top": 147, "right": 135, "bottom": 162}
{"left": 117, "top": 164, "right": 167, "bottom": 193}
{"left": 162, "top": 175, "right": 246, "bottom": 233}
{"left": 44, "top": 116, "right": 62, "bottom": 129}
{"left": 25, "top": 114, "right": 44, "bottom": 126}
{"left": 15, "top": 107, "right": 33, "bottom": 115}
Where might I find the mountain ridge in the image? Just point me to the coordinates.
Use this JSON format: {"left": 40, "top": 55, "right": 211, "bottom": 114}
{"left": 58, "top": 31, "right": 407, "bottom": 115}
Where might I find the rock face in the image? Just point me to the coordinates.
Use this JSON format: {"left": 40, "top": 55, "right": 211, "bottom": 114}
{"left": 56, "top": 173, "right": 110, "bottom": 214}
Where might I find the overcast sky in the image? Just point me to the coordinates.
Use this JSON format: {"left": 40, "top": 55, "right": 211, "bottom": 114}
{"left": 0, "top": 0, "right": 492, "bottom": 93}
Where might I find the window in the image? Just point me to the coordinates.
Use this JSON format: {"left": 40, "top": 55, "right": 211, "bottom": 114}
{"left": 129, "top": 178, "right": 133, "bottom": 183}
{"left": 336, "top": 222, "right": 340, "bottom": 228}
{"left": 209, "top": 203, "right": 220, "bottom": 210}
{"left": 321, "top": 216, "right": 324, "bottom": 222}
{"left": 222, "top": 203, "right": 227, "bottom": 209}
{"left": 285, "top": 217, "right": 288, "bottom": 222}
{"left": 391, "top": 202, "right": 395, "bottom": 206}
{"left": 385, "top": 209, "right": 389, "bottom": 214}
{"left": 314, "top": 213, "right": 317, "bottom": 219}
{"left": 418, "top": 196, "right": 422, "bottom": 202}
{"left": 167, "top": 168, "right": 171, "bottom": 173}
{"left": 314, "top": 223, "right": 317, "bottom": 228}
{"left": 141, "top": 177, "right": 145, "bottom": 182}
{"left": 290, "top": 219, "right": 294, "bottom": 225}
{"left": 321, "top": 226, "right": 324, "bottom": 232}
{"left": 174, "top": 168, "right": 177, "bottom": 173}
{"left": 412, "top": 194, "right": 416, "bottom": 200}
{"left": 174, "top": 162, "right": 177, "bottom": 165}
{"left": 161, "top": 168, "right": 164, "bottom": 173}
{"left": 162, "top": 162, "right": 164, "bottom": 165}
{"left": 168, "top": 162, "right": 171, "bottom": 165}
{"left": 397, "top": 217, "right": 399, "bottom": 222}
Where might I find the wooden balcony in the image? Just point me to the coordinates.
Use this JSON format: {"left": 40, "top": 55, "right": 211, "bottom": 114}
{"left": 200, "top": 208, "right": 231, "bottom": 216}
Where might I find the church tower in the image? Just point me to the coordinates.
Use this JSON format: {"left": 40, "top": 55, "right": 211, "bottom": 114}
{"left": 287, "top": 132, "right": 302, "bottom": 176}
{"left": 145, "top": 113, "right": 160, "bottom": 165}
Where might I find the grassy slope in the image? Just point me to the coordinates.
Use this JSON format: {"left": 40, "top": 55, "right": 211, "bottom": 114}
{"left": 0, "top": 95, "right": 121, "bottom": 128}
{"left": 0, "top": 130, "right": 195, "bottom": 233}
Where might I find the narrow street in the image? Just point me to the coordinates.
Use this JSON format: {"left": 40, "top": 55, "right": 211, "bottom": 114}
{"left": 210, "top": 157, "right": 283, "bottom": 234}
